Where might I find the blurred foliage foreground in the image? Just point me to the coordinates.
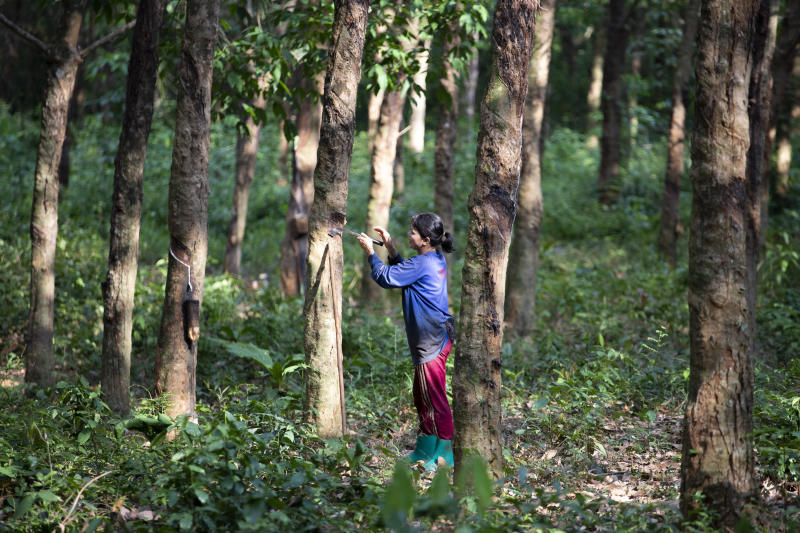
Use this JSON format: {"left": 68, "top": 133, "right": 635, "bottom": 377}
{"left": 0, "top": 106, "right": 799, "bottom": 531}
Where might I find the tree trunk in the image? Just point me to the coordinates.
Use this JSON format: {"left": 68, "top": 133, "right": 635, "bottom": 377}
{"left": 303, "top": 0, "right": 368, "bottom": 439}
{"left": 505, "top": 0, "right": 556, "bottom": 338}
{"left": 597, "top": 0, "right": 629, "bottom": 204}
{"left": 223, "top": 98, "right": 264, "bottom": 276}
{"left": 408, "top": 39, "right": 430, "bottom": 154}
{"left": 453, "top": 0, "right": 536, "bottom": 479}
{"left": 25, "top": 1, "right": 84, "bottom": 387}
{"left": 362, "top": 88, "right": 407, "bottom": 302}
{"left": 434, "top": 27, "right": 460, "bottom": 267}
{"left": 278, "top": 118, "right": 290, "bottom": 184}
{"left": 559, "top": 25, "right": 576, "bottom": 81}
{"left": 680, "top": 0, "right": 758, "bottom": 525}
{"left": 770, "top": 0, "right": 800, "bottom": 204}
{"left": 745, "top": 0, "right": 778, "bottom": 347}
{"left": 627, "top": 6, "right": 645, "bottom": 143}
{"left": 366, "top": 88, "right": 385, "bottom": 155}
{"left": 462, "top": 38, "right": 480, "bottom": 121}
{"left": 585, "top": 27, "right": 604, "bottom": 147}
{"left": 154, "top": 0, "right": 219, "bottom": 419}
{"left": 394, "top": 123, "right": 405, "bottom": 197}
{"left": 101, "top": 0, "right": 167, "bottom": 414}
{"left": 280, "top": 74, "right": 323, "bottom": 297}
{"left": 657, "top": 0, "right": 700, "bottom": 264}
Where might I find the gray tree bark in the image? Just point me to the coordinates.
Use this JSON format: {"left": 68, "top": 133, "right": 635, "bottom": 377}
{"left": 680, "top": 0, "right": 758, "bottom": 526}
{"left": 154, "top": 0, "right": 220, "bottom": 419}
{"left": 224, "top": 97, "right": 264, "bottom": 276}
{"left": 597, "top": 0, "right": 630, "bottom": 204}
{"left": 453, "top": 0, "right": 536, "bottom": 479}
{"left": 505, "top": 0, "right": 556, "bottom": 338}
{"left": 408, "top": 37, "right": 430, "bottom": 154}
{"left": 280, "top": 74, "right": 323, "bottom": 297}
{"left": 362, "top": 88, "right": 408, "bottom": 303}
{"left": 434, "top": 25, "right": 460, "bottom": 275}
{"left": 585, "top": 27, "right": 604, "bottom": 147}
{"left": 102, "top": 0, "right": 167, "bottom": 414}
{"left": 303, "top": 0, "right": 368, "bottom": 438}
{"left": 24, "top": 1, "right": 85, "bottom": 386}
{"left": 745, "top": 0, "right": 778, "bottom": 347}
{"left": 657, "top": 0, "right": 700, "bottom": 264}
{"left": 462, "top": 38, "right": 480, "bottom": 121}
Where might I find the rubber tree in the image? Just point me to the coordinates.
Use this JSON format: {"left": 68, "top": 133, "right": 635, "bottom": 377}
{"left": 452, "top": 0, "right": 536, "bottom": 479}
{"left": 407, "top": 12, "right": 429, "bottom": 154}
{"left": 154, "top": 0, "right": 220, "bottom": 419}
{"left": 303, "top": 0, "right": 369, "bottom": 439}
{"left": 767, "top": 0, "right": 800, "bottom": 208}
{"left": 0, "top": 2, "right": 135, "bottom": 386}
{"left": 657, "top": 0, "right": 700, "bottom": 264}
{"left": 505, "top": 0, "right": 556, "bottom": 338}
{"left": 658, "top": 0, "right": 700, "bottom": 267}
{"left": 223, "top": 95, "right": 265, "bottom": 276}
{"left": 745, "top": 0, "right": 778, "bottom": 344}
{"left": 597, "top": 0, "right": 631, "bottom": 204}
{"left": 433, "top": 23, "right": 460, "bottom": 274}
{"left": 102, "top": 0, "right": 168, "bottom": 414}
{"left": 680, "top": 0, "right": 758, "bottom": 525}
{"left": 362, "top": 6, "right": 418, "bottom": 303}
{"left": 280, "top": 74, "right": 324, "bottom": 297}
{"left": 585, "top": 26, "right": 604, "bottom": 147}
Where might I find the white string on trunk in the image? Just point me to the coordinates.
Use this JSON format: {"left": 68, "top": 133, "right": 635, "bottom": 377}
{"left": 169, "top": 247, "right": 193, "bottom": 292}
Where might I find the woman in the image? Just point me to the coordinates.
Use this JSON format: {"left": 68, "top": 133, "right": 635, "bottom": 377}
{"left": 355, "top": 212, "right": 455, "bottom": 471}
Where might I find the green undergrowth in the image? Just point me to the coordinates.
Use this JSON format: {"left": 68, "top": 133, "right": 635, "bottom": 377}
{"left": 1, "top": 102, "right": 799, "bottom": 531}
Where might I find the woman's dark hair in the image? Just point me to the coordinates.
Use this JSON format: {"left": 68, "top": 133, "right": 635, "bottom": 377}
{"left": 411, "top": 212, "right": 454, "bottom": 253}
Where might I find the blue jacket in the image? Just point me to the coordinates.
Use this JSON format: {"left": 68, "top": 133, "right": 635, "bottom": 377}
{"left": 368, "top": 251, "right": 454, "bottom": 365}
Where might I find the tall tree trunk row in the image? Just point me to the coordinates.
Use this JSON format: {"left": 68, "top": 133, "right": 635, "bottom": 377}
{"left": 505, "top": 0, "right": 556, "bottom": 338}
{"left": 154, "top": 0, "right": 220, "bottom": 419}
{"left": 657, "top": 0, "right": 701, "bottom": 264}
{"left": 453, "top": 0, "right": 536, "bottom": 479}
{"left": 25, "top": 0, "right": 85, "bottom": 386}
{"left": 304, "top": 0, "right": 369, "bottom": 439}
{"left": 101, "top": 0, "right": 168, "bottom": 414}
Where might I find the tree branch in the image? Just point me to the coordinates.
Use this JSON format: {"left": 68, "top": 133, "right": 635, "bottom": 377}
{"left": 80, "top": 19, "right": 136, "bottom": 58}
{"left": 0, "top": 11, "right": 49, "bottom": 55}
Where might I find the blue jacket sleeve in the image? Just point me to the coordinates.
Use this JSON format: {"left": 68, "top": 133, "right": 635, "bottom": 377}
{"left": 368, "top": 253, "right": 423, "bottom": 288}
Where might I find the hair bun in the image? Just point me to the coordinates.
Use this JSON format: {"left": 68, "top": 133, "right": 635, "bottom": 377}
{"left": 441, "top": 231, "right": 454, "bottom": 254}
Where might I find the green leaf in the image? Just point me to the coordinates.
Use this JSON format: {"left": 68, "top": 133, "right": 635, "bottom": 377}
{"left": 374, "top": 64, "right": 389, "bottom": 92}
{"left": 193, "top": 487, "right": 209, "bottom": 504}
{"left": 533, "top": 397, "right": 548, "bottom": 410}
{"left": 224, "top": 341, "right": 273, "bottom": 369}
{"left": 381, "top": 462, "right": 416, "bottom": 531}
{"left": 469, "top": 456, "right": 493, "bottom": 511}
{"left": 13, "top": 494, "right": 35, "bottom": 519}
{"left": 77, "top": 430, "right": 91, "bottom": 444}
{"left": 84, "top": 517, "right": 103, "bottom": 533}
{"left": 0, "top": 465, "right": 17, "bottom": 477}
{"left": 178, "top": 512, "right": 193, "bottom": 530}
{"left": 36, "top": 489, "right": 61, "bottom": 503}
